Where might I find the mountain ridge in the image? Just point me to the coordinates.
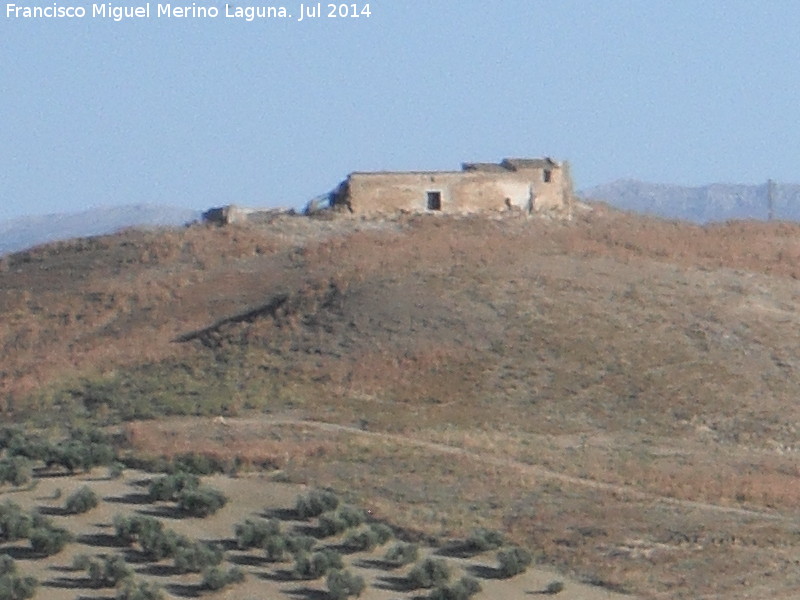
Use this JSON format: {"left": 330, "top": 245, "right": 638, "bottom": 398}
{"left": 581, "top": 179, "right": 800, "bottom": 222}
{"left": 0, "top": 203, "right": 201, "bottom": 256}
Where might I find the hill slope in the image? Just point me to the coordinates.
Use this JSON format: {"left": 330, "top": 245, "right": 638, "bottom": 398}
{"left": 2, "top": 208, "right": 800, "bottom": 599}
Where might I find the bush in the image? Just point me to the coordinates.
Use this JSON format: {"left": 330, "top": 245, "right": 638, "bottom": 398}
{"left": 408, "top": 558, "right": 450, "bottom": 589}
{"left": 464, "top": 528, "right": 505, "bottom": 553}
{"left": 384, "top": 542, "right": 419, "bottom": 566}
{"left": 343, "top": 528, "right": 379, "bottom": 552}
{"left": 293, "top": 549, "right": 344, "bottom": 580}
{"left": 0, "top": 556, "right": 12, "bottom": 577}
{"left": 85, "top": 555, "right": 132, "bottom": 588}
{"left": 263, "top": 535, "right": 288, "bottom": 562}
{"left": 326, "top": 568, "right": 366, "bottom": 600}
{"left": 496, "top": 546, "right": 532, "bottom": 578}
{"left": 318, "top": 506, "right": 365, "bottom": 537}
{"left": 544, "top": 580, "right": 564, "bottom": 594}
{"left": 177, "top": 486, "right": 227, "bottom": 517}
{"left": 115, "top": 577, "right": 163, "bottom": 600}
{"left": 0, "top": 503, "right": 32, "bottom": 542}
{"left": 295, "top": 489, "right": 339, "bottom": 519}
{"left": 428, "top": 576, "right": 481, "bottom": 600}
{"left": 64, "top": 486, "right": 99, "bottom": 514}
{"left": 284, "top": 534, "right": 316, "bottom": 555}
{"left": 0, "top": 561, "right": 37, "bottom": 600}
{"left": 0, "top": 458, "right": 32, "bottom": 488}
{"left": 139, "top": 528, "right": 186, "bottom": 562}
{"left": 43, "top": 436, "right": 115, "bottom": 473}
{"left": 201, "top": 566, "right": 244, "bottom": 591}
{"left": 369, "top": 523, "right": 393, "bottom": 544}
{"left": 29, "top": 525, "right": 72, "bottom": 556}
{"left": 234, "top": 517, "right": 280, "bottom": 549}
{"left": 148, "top": 472, "right": 199, "bottom": 502}
{"left": 5, "top": 435, "right": 48, "bottom": 462}
{"left": 108, "top": 462, "right": 125, "bottom": 479}
{"left": 113, "top": 515, "right": 163, "bottom": 545}
{"left": 71, "top": 554, "right": 91, "bottom": 571}
{"left": 173, "top": 542, "right": 223, "bottom": 573}
{"left": 0, "top": 428, "right": 23, "bottom": 452}
{"left": 171, "top": 453, "right": 227, "bottom": 475}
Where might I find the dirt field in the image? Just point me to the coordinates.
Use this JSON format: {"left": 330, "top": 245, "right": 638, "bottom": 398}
{"left": 0, "top": 464, "right": 631, "bottom": 600}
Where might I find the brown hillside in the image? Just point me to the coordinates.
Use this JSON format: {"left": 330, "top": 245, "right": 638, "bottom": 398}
{"left": 3, "top": 206, "right": 800, "bottom": 598}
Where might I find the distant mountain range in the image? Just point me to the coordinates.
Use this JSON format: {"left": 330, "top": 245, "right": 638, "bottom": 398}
{"left": 0, "top": 204, "right": 201, "bottom": 256}
{"left": 581, "top": 180, "right": 800, "bottom": 223}
{"left": 4, "top": 181, "right": 800, "bottom": 256}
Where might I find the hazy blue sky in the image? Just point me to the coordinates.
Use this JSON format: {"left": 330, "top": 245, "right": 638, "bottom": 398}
{"left": 2, "top": 1, "right": 799, "bottom": 219}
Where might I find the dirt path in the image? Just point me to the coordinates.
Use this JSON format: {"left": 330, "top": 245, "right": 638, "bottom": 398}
{"left": 253, "top": 417, "right": 796, "bottom": 524}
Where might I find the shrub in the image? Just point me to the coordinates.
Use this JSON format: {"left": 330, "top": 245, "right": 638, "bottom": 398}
{"left": 0, "top": 503, "right": 31, "bottom": 542}
{"left": 496, "top": 546, "right": 532, "bottom": 578}
{"left": 318, "top": 513, "right": 347, "bottom": 537}
{"left": 108, "top": 462, "right": 125, "bottom": 479}
{"left": 173, "top": 542, "right": 223, "bottom": 573}
{"left": 139, "top": 528, "right": 186, "bottom": 561}
{"left": 0, "top": 428, "right": 23, "bottom": 452}
{"left": 0, "top": 565, "right": 37, "bottom": 600}
{"left": 29, "top": 525, "right": 72, "bottom": 556}
{"left": 338, "top": 505, "right": 366, "bottom": 527}
{"left": 115, "top": 577, "right": 163, "bottom": 600}
{"left": 171, "top": 453, "right": 227, "bottom": 475}
{"left": 293, "top": 549, "right": 343, "bottom": 580}
{"left": 64, "top": 486, "right": 99, "bottom": 514}
{"left": 464, "top": 528, "right": 505, "bottom": 553}
{"left": 5, "top": 435, "right": 48, "bottom": 462}
{"left": 0, "top": 556, "right": 14, "bottom": 578}
{"left": 544, "top": 580, "right": 564, "bottom": 594}
{"left": 318, "top": 506, "right": 365, "bottom": 537}
{"left": 369, "top": 523, "right": 393, "bottom": 545}
{"left": 408, "top": 558, "right": 450, "bottom": 589}
{"left": 343, "top": 522, "right": 394, "bottom": 552}
{"left": 384, "top": 542, "right": 419, "bottom": 566}
{"left": 263, "top": 535, "right": 288, "bottom": 562}
{"left": 113, "top": 515, "right": 163, "bottom": 545}
{"left": 85, "top": 555, "right": 132, "bottom": 588}
{"left": 148, "top": 472, "right": 199, "bottom": 502}
{"left": 428, "top": 576, "right": 481, "bottom": 600}
{"left": 343, "top": 528, "right": 379, "bottom": 552}
{"left": 43, "top": 436, "right": 115, "bottom": 473}
{"left": 234, "top": 517, "right": 280, "bottom": 549}
{"left": 284, "top": 534, "right": 316, "bottom": 555}
{"left": 295, "top": 489, "right": 339, "bottom": 519}
{"left": 71, "top": 554, "right": 91, "bottom": 571}
{"left": 0, "top": 458, "right": 32, "bottom": 488}
{"left": 177, "top": 486, "right": 227, "bottom": 517}
{"left": 326, "top": 568, "right": 366, "bottom": 600}
{"left": 201, "top": 566, "right": 244, "bottom": 591}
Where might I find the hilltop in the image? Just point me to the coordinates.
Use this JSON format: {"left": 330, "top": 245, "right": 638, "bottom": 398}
{"left": 2, "top": 206, "right": 800, "bottom": 599}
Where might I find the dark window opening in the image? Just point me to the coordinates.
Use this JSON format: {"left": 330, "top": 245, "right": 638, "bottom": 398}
{"left": 427, "top": 191, "right": 442, "bottom": 211}
{"left": 543, "top": 169, "right": 552, "bottom": 183}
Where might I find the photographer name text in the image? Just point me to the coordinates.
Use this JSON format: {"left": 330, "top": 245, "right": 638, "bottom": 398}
{"left": 4, "top": 2, "right": 371, "bottom": 22}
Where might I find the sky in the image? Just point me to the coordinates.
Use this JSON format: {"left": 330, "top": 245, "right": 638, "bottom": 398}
{"left": 2, "top": 0, "right": 800, "bottom": 219}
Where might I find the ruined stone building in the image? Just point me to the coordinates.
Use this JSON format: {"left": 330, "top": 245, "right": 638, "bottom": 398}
{"left": 329, "top": 158, "right": 573, "bottom": 217}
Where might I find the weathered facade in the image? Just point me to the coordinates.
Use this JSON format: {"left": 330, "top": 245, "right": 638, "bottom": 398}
{"left": 331, "top": 158, "right": 573, "bottom": 217}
